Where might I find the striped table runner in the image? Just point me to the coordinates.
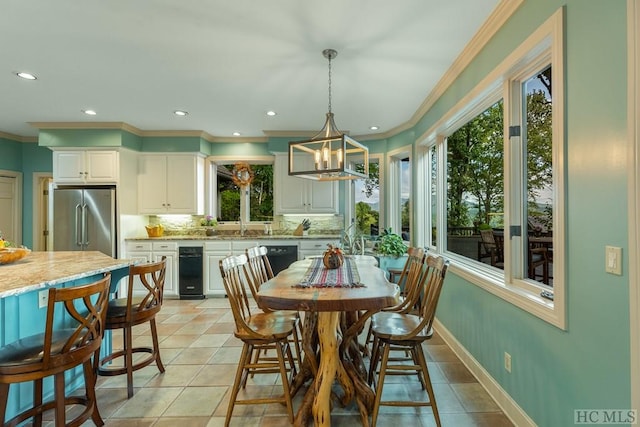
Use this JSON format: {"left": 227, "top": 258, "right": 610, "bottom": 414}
{"left": 295, "top": 257, "right": 364, "bottom": 288}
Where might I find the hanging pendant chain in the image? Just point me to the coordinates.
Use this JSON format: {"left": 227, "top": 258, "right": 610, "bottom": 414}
{"left": 327, "top": 56, "right": 332, "bottom": 114}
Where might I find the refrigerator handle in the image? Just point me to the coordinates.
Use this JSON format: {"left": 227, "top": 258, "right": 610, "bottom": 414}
{"left": 82, "top": 204, "right": 89, "bottom": 247}
{"left": 75, "top": 204, "right": 82, "bottom": 246}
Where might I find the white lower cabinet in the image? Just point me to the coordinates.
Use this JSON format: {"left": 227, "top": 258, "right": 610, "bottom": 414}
{"left": 298, "top": 239, "right": 340, "bottom": 260}
{"left": 204, "top": 241, "right": 232, "bottom": 295}
{"left": 124, "top": 241, "right": 178, "bottom": 297}
{"left": 152, "top": 241, "right": 178, "bottom": 296}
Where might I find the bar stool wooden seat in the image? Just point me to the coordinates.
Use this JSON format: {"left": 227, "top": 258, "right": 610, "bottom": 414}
{"left": 0, "top": 274, "right": 111, "bottom": 427}
{"left": 368, "top": 255, "right": 449, "bottom": 427}
{"left": 219, "top": 254, "right": 298, "bottom": 426}
{"left": 98, "top": 257, "right": 166, "bottom": 398}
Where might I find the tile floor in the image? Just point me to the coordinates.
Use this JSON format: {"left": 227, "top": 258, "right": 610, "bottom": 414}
{"left": 67, "top": 297, "right": 513, "bottom": 426}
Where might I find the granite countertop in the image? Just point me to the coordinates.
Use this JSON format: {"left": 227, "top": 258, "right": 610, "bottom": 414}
{"left": 126, "top": 234, "right": 342, "bottom": 241}
{"left": 0, "top": 251, "right": 131, "bottom": 299}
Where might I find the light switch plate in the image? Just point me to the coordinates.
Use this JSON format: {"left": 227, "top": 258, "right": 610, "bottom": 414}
{"left": 605, "top": 246, "right": 622, "bottom": 275}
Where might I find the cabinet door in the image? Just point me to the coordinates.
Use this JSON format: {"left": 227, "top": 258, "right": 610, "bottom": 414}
{"left": 274, "top": 154, "right": 307, "bottom": 214}
{"left": 85, "top": 151, "right": 118, "bottom": 183}
{"left": 127, "top": 252, "right": 153, "bottom": 296}
{"left": 166, "top": 155, "right": 200, "bottom": 214}
{"left": 53, "top": 151, "right": 85, "bottom": 183}
{"left": 205, "top": 253, "right": 226, "bottom": 294}
{"left": 154, "top": 251, "right": 177, "bottom": 296}
{"left": 138, "top": 155, "right": 168, "bottom": 213}
{"left": 308, "top": 179, "right": 338, "bottom": 213}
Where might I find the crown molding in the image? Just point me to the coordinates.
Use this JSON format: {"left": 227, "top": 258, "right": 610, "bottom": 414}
{"left": 0, "top": 130, "right": 37, "bottom": 143}
{"left": 400, "top": 0, "right": 524, "bottom": 131}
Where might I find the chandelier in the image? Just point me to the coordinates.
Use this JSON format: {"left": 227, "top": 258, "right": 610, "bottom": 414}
{"left": 288, "top": 49, "right": 369, "bottom": 181}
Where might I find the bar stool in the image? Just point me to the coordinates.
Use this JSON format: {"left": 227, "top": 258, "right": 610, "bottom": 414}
{"left": 98, "top": 257, "right": 166, "bottom": 398}
{"left": 0, "top": 274, "right": 111, "bottom": 427}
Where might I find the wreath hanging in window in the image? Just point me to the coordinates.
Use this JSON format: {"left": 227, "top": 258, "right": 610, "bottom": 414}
{"left": 231, "top": 162, "right": 255, "bottom": 188}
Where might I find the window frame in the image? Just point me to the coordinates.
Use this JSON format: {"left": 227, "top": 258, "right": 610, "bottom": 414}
{"left": 345, "top": 153, "right": 385, "bottom": 235}
{"left": 387, "top": 146, "right": 412, "bottom": 241}
{"left": 205, "top": 155, "right": 275, "bottom": 224}
{"left": 416, "top": 9, "right": 565, "bottom": 329}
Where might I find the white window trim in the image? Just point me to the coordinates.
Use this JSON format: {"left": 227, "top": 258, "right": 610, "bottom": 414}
{"left": 387, "top": 145, "right": 412, "bottom": 239}
{"left": 345, "top": 153, "right": 384, "bottom": 233}
{"left": 206, "top": 155, "right": 274, "bottom": 224}
{"left": 416, "top": 8, "right": 565, "bottom": 329}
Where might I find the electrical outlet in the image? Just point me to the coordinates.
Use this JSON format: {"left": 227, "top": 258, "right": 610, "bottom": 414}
{"left": 38, "top": 290, "right": 48, "bottom": 309}
{"left": 504, "top": 352, "right": 512, "bottom": 373}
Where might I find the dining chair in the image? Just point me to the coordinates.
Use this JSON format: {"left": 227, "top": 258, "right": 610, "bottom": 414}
{"left": 219, "top": 254, "right": 298, "bottom": 426}
{"left": 245, "top": 245, "right": 303, "bottom": 368}
{"left": 363, "top": 247, "right": 426, "bottom": 351}
{"left": 368, "top": 255, "right": 449, "bottom": 427}
{"left": 0, "top": 274, "right": 111, "bottom": 427}
{"left": 527, "top": 241, "right": 549, "bottom": 284}
{"left": 480, "top": 229, "right": 504, "bottom": 268}
{"left": 98, "top": 257, "right": 167, "bottom": 398}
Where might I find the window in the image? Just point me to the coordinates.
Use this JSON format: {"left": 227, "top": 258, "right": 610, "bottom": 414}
{"left": 351, "top": 157, "right": 382, "bottom": 236}
{"left": 209, "top": 159, "right": 274, "bottom": 223}
{"left": 388, "top": 147, "right": 411, "bottom": 241}
{"left": 416, "top": 9, "right": 564, "bottom": 328}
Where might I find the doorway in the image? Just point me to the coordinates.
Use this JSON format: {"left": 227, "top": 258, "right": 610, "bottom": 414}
{"left": 0, "top": 171, "right": 22, "bottom": 245}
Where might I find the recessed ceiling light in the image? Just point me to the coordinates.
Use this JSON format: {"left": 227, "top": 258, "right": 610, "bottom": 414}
{"left": 266, "top": 111, "right": 277, "bottom": 116}
{"left": 232, "top": 132, "right": 241, "bottom": 136}
{"left": 82, "top": 109, "right": 97, "bottom": 116}
{"left": 174, "top": 110, "right": 188, "bottom": 116}
{"left": 370, "top": 126, "right": 379, "bottom": 131}
{"left": 16, "top": 72, "right": 37, "bottom": 80}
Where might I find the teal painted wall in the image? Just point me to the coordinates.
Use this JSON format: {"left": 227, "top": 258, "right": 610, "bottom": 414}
{"left": 0, "top": 139, "right": 51, "bottom": 247}
{"left": 38, "top": 129, "right": 123, "bottom": 147}
{"left": 431, "top": 1, "right": 631, "bottom": 426}
{"left": 0, "top": 138, "right": 22, "bottom": 170}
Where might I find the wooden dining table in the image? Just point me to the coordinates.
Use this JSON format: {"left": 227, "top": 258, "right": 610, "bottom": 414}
{"left": 256, "top": 255, "right": 399, "bottom": 427}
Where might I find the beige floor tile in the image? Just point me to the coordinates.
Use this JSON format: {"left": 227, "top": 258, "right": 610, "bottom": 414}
{"left": 154, "top": 417, "right": 212, "bottom": 427}
{"left": 175, "top": 322, "right": 217, "bottom": 335}
{"left": 171, "top": 347, "right": 219, "bottom": 365}
{"left": 163, "top": 386, "right": 227, "bottom": 417}
{"left": 207, "top": 346, "right": 243, "bottom": 364}
{"left": 190, "top": 333, "right": 232, "bottom": 348}
{"left": 189, "top": 363, "right": 236, "bottom": 386}
{"left": 205, "top": 322, "right": 236, "bottom": 334}
{"left": 451, "top": 383, "right": 501, "bottom": 412}
{"left": 145, "top": 364, "right": 202, "bottom": 387}
{"left": 438, "top": 361, "right": 477, "bottom": 383}
{"left": 161, "top": 334, "right": 201, "bottom": 348}
{"left": 111, "top": 387, "right": 182, "bottom": 418}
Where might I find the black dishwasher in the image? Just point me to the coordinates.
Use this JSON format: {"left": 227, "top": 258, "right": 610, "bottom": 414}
{"left": 179, "top": 247, "right": 205, "bottom": 299}
{"left": 265, "top": 245, "right": 299, "bottom": 276}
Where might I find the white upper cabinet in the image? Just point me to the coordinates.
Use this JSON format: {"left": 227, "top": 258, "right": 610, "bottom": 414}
{"left": 274, "top": 153, "right": 338, "bottom": 214}
{"left": 137, "top": 153, "right": 205, "bottom": 214}
{"left": 53, "top": 150, "right": 119, "bottom": 184}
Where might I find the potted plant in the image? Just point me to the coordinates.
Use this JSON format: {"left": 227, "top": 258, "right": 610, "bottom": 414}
{"left": 375, "top": 228, "right": 408, "bottom": 273}
{"left": 200, "top": 215, "right": 218, "bottom": 236}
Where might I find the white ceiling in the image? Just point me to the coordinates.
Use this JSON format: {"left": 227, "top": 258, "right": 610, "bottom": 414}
{"left": 0, "top": 0, "right": 500, "bottom": 140}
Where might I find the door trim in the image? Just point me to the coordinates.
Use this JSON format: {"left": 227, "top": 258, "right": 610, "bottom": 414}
{"left": 0, "top": 170, "right": 22, "bottom": 245}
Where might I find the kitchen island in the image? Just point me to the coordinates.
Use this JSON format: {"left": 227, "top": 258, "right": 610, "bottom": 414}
{"left": 0, "top": 251, "right": 131, "bottom": 422}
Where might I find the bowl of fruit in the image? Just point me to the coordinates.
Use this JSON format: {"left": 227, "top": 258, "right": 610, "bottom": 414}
{"left": 0, "top": 236, "right": 31, "bottom": 265}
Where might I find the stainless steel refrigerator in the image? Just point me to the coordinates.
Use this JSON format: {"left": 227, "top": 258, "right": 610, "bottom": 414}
{"left": 53, "top": 186, "right": 117, "bottom": 257}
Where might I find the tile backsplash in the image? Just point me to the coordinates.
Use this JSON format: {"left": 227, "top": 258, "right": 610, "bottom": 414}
{"left": 147, "top": 214, "right": 344, "bottom": 237}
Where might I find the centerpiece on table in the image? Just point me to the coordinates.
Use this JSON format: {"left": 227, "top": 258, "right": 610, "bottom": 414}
{"left": 200, "top": 215, "right": 218, "bottom": 236}
{"left": 322, "top": 244, "right": 344, "bottom": 269}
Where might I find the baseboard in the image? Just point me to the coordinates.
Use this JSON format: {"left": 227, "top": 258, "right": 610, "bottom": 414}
{"left": 433, "top": 318, "right": 537, "bottom": 427}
